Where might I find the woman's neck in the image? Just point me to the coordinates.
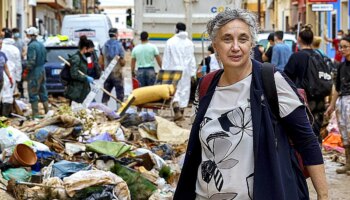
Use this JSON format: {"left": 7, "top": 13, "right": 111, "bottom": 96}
{"left": 219, "top": 60, "right": 252, "bottom": 86}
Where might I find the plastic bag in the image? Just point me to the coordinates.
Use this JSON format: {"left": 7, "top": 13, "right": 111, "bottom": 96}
{"left": 86, "top": 141, "right": 130, "bottom": 158}
{"left": 2, "top": 168, "right": 31, "bottom": 181}
{"left": 133, "top": 148, "right": 166, "bottom": 170}
{"left": 52, "top": 160, "right": 91, "bottom": 179}
{"left": 63, "top": 170, "right": 130, "bottom": 199}
{"left": 88, "top": 102, "right": 120, "bottom": 119}
{"left": 87, "top": 132, "right": 113, "bottom": 143}
{"left": 0, "top": 126, "right": 30, "bottom": 151}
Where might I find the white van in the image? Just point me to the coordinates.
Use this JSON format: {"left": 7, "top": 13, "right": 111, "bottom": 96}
{"left": 61, "top": 14, "right": 112, "bottom": 48}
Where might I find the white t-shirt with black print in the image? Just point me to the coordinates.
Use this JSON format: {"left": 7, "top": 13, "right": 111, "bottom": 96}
{"left": 194, "top": 72, "right": 302, "bottom": 200}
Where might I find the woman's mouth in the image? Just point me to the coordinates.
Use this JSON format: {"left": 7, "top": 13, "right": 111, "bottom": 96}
{"left": 229, "top": 55, "right": 242, "bottom": 61}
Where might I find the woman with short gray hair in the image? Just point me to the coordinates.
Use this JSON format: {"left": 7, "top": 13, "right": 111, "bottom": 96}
{"left": 174, "top": 8, "right": 328, "bottom": 200}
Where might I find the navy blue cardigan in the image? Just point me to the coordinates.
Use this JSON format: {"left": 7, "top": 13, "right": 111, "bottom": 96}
{"left": 174, "top": 60, "right": 323, "bottom": 200}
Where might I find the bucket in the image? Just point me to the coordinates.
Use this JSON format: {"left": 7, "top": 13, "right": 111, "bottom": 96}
{"left": 9, "top": 144, "right": 37, "bottom": 167}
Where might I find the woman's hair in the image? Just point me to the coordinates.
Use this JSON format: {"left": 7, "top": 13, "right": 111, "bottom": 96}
{"left": 299, "top": 24, "right": 313, "bottom": 45}
{"left": 78, "top": 35, "right": 93, "bottom": 50}
{"left": 312, "top": 36, "right": 322, "bottom": 49}
{"left": 341, "top": 36, "right": 350, "bottom": 43}
{"left": 207, "top": 8, "right": 259, "bottom": 46}
{"left": 87, "top": 39, "right": 95, "bottom": 49}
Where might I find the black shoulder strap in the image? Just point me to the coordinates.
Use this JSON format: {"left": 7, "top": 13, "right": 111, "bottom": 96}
{"left": 261, "top": 63, "right": 280, "bottom": 120}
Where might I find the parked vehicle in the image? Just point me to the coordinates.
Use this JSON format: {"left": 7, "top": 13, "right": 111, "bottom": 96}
{"left": 61, "top": 14, "right": 112, "bottom": 49}
{"left": 258, "top": 32, "right": 297, "bottom": 52}
{"left": 45, "top": 46, "right": 78, "bottom": 94}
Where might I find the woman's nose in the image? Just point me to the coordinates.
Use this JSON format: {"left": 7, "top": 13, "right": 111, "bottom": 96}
{"left": 230, "top": 40, "right": 240, "bottom": 51}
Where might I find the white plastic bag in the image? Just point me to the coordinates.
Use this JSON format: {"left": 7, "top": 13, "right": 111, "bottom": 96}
{"left": 0, "top": 126, "right": 30, "bottom": 151}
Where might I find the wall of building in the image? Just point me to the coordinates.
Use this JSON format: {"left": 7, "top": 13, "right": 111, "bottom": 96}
{"left": 275, "top": 0, "right": 292, "bottom": 31}
{"left": 36, "top": 5, "right": 59, "bottom": 35}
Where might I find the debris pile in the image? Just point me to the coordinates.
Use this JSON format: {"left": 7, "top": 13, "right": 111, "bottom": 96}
{"left": 0, "top": 97, "right": 190, "bottom": 199}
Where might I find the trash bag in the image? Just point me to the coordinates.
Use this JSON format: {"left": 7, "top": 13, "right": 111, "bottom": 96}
{"left": 32, "top": 151, "right": 61, "bottom": 172}
{"left": 86, "top": 141, "right": 130, "bottom": 158}
{"left": 52, "top": 160, "right": 91, "bottom": 179}
{"left": 2, "top": 168, "right": 31, "bottom": 181}
{"left": 110, "top": 163, "right": 157, "bottom": 200}
{"left": 73, "top": 185, "right": 115, "bottom": 200}
{"left": 63, "top": 170, "right": 130, "bottom": 199}
{"left": 120, "top": 113, "right": 143, "bottom": 127}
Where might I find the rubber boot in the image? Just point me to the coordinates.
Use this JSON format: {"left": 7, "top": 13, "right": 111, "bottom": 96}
{"left": 31, "top": 102, "right": 39, "bottom": 118}
{"left": 336, "top": 146, "right": 350, "bottom": 174}
{"left": 43, "top": 101, "right": 49, "bottom": 114}
{"left": 173, "top": 102, "right": 183, "bottom": 121}
{"left": 1, "top": 103, "right": 12, "bottom": 117}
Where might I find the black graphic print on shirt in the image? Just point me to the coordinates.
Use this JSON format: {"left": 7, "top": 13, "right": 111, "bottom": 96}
{"left": 199, "top": 103, "right": 253, "bottom": 200}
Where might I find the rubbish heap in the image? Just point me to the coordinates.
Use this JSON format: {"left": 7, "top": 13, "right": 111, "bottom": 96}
{"left": 0, "top": 96, "right": 190, "bottom": 200}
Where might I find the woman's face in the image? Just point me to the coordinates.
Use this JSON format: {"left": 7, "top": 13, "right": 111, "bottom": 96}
{"left": 212, "top": 19, "right": 253, "bottom": 69}
{"left": 340, "top": 40, "right": 350, "bottom": 58}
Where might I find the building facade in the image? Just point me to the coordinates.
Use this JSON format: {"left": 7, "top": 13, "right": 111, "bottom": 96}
{"left": 99, "top": 0, "right": 134, "bottom": 39}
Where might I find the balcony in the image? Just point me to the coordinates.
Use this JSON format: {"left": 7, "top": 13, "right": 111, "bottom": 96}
{"left": 37, "top": 0, "right": 67, "bottom": 9}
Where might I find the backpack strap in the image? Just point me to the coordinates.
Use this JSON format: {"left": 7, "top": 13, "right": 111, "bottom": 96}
{"left": 199, "top": 70, "right": 222, "bottom": 100}
{"left": 261, "top": 63, "right": 280, "bottom": 120}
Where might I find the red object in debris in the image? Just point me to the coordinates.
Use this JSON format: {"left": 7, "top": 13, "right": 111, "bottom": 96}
{"left": 132, "top": 78, "right": 139, "bottom": 89}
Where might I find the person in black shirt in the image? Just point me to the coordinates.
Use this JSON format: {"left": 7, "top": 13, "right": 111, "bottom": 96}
{"left": 262, "top": 33, "right": 274, "bottom": 62}
{"left": 284, "top": 25, "right": 325, "bottom": 143}
{"left": 325, "top": 36, "right": 350, "bottom": 174}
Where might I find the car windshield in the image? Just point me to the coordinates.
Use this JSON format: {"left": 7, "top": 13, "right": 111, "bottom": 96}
{"left": 46, "top": 47, "right": 78, "bottom": 63}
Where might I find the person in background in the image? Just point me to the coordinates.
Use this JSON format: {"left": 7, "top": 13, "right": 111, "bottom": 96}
{"left": 102, "top": 28, "right": 126, "bottom": 106}
{"left": 12, "top": 28, "right": 26, "bottom": 98}
{"left": 325, "top": 36, "right": 350, "bottom": 175}
{"left": 64, "top": 36, "right": 95, "bottom": 103}
{"left": 131, "top": 31, "right": 162, "bottom": 87}
{"left": 324, "top": 29, "right": 345, "bottom": 63}
{"left": 253, "top": 44, "right": 263, "bottom": 62}
{"left": 262, "top": 33, "right": 275, "bottom": 62}
{"left": 284, "top": 25, "right": 326, "bottom": 143}
{"left": 162, "top": 22, "right": 196, "bottom": 121}
{"left": 271, "top": 31, "right": 292, "bottom": 70}
{"left": 312, "top": 36, "right": 326, "bottom": 56}
{"left": 174, "top": 9, "right": 328, "bottom": 200}
{"left": 0, "top": 39, "right": 14, "bottom": 110}
{"left": 25, "top": 27, "right": 49, "bottom": 118}
{"left": 0, "top": 29, "right": 21, "bottom": 116}
{"left": 197, "top": 45, "right": 221, "bottom": 78}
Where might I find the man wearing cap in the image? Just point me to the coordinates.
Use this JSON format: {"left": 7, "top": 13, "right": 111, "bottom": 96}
{"left": 162, "top": 22, "right": 196, "bottom": 121}
{"left": 25, "top": 27, "right": 49, "bottom": 118}
{"left": 0, "top": 29, "right": 21, "bottom": 116}
{"left": 131, "top": 31, "right": 162, "bottom": 87}
{"left": 102, "top": 28, "right": 125, "bottom": 106}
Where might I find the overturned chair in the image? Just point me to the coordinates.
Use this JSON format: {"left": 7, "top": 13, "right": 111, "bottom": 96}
{"left": 120, "top": 70, "right": 182, "bottom": 116}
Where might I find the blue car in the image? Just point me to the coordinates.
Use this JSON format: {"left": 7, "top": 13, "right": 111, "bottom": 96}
{"left": 44, "top": 46, "right": 78, "bottom": 94}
